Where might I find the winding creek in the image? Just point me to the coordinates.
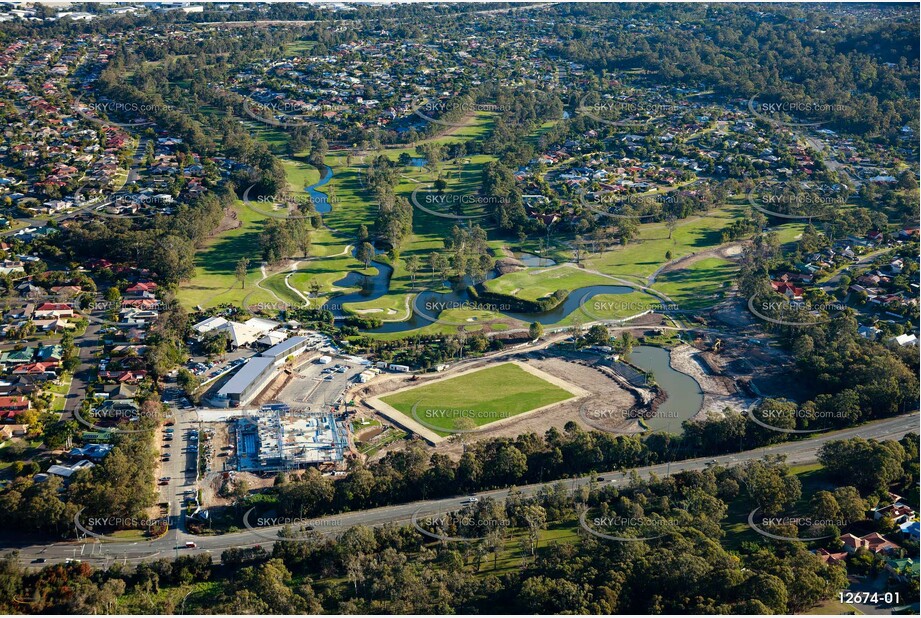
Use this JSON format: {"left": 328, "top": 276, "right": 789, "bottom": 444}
{"left": 305, "top": 164, "right": 334, "bottom": 214}
{"left": 321, "top": 258, "right": 640, "bottom": 334}
{"left": 628, "top": 345, "right": 704, "bottom": 432}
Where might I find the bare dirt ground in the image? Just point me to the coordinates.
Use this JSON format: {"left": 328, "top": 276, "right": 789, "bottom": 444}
{"left": 214, "top": 206, "right": 242, "bottom": 236}
{"left": 200, "top": 470, "right": 274, "bottom": 507}
{"left": 692, "top": 292, "right": 805, "bottom": 405}
{"left": 670, "top": 343, "right": 756, "bottom": 420}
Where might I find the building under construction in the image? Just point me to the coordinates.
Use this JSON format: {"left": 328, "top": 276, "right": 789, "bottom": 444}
{"left": 235, "top": 404, "right": 348, "bottom": 472}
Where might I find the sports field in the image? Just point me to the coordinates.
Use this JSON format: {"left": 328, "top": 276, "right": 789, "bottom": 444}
{"left": 380, "top": 362, "right": 574, "bottom": 434}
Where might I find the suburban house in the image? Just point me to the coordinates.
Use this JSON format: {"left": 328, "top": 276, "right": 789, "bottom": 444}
{"left": 873, "top": 501, "right": 916, "bottom": 524}
{"left": 815, "top": 548, "right": 848, "bottom": 566}
{"left": 771, "top": 280, "right": 804, "bottom": 301}
{"left": 0, "top": 423, "right": 29, "bottom": 440}
{"left": 32, "top": 302, "right": 75, "bottom": 319}
{"left": 0, "top": 395, "right": 30, "bottom": 420}
{"left": 885, "top": 558, "right": 920, "bottom": 583}
{"left": 899, "top": 520, "right": 920, "bottom": 542}
{"left": 0, "top": 347, "right": 35, "bottom": 365}
{"left": 840, "top": 532, "right": 901, "bottom": 555}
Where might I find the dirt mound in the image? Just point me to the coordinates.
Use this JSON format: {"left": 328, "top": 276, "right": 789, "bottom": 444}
{"left": 495, "top": 257, "right": 525, "bottom": 275}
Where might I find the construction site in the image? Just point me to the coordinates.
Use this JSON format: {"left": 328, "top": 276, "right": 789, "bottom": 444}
{"left": 234, "top": 405, "right": 350, "bottom": 472}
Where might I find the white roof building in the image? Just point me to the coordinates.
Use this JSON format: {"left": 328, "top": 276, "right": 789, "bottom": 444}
{"left": 244, "top": 317, "right": 281, "bottom": 335}
{"left": 257, "top": 331, "right": 287, "bottom": 347}
{"left": 192, "top": 316, "right": 228, "bottom": 335}
{"left": 46, "top": 459, "right": 95, "bottom": 478}
{"left": 216, "top": 321, "right": 263, "bottom": 348}
{"left": 890, "top": 334, "right": 918, "bottom": 347}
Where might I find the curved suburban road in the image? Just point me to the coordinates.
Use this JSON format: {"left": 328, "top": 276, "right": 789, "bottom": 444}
{"left": 3, "top": 412, "right": 916, "bottom": 567}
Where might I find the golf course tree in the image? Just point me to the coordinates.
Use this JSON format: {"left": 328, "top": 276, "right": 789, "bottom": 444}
{"left": 365, "top": 155, "right": 413, "bottom": 250}
{"left": 405, "top": 254, "right": 420, "bottom": 290}
{"left": 585, "top": 324, "right": 609, "bottom": 346}
{"left": 481, "top": 160, "right": 528, "bottom": 235}
{"left": 357, "top": 242, "right": 375, "bottom": 269}
{"left": 528, "top": 321, "right": 543, "bottom": 340}
{"left": 235, "top": 257, "right": 250, "bottom": 289}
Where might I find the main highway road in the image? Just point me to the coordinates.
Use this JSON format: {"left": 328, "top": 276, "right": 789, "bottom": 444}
{"left": 5, "top": 412, "right": 917, "bottom": 567}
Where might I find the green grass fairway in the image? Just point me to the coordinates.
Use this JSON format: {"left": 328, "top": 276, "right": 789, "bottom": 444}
{"left": 652, "top": 257, "right": 737, "bottom": 311}
{"left": 381, "top": 363, "right": 573, "bottom": 434}
{"left": 584, "top": 205, "right": 742, "bottom": 278}
{"left": 176, "top": 200, "right": 277, "bottom": 309}
{"left": 484, "top": 264, "right": 615, "bottom": 301}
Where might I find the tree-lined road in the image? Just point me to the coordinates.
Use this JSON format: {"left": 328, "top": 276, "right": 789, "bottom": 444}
{"left": 4, "top": 412, "right": 916, "bottom": 567}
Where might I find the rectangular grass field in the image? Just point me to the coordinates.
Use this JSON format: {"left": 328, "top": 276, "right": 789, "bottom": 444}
{"left": 380, "top": 362, "right": 573, "bottom": 434}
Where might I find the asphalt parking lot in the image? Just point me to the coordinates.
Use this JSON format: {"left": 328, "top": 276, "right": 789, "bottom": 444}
{"left": 278, "top": 358, "right": 364, "bottom": 412}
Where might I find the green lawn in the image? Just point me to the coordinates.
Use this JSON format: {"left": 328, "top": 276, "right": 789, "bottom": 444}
{"left": 585, "top": 206, "right": 742, "bottom": 278}
{"left": 381, "top": 362, "right": 573, "bottom": 434}
{"left": 176, "top": 201, "right": 277, "bottom": 309}
{"left": 484, "top": 264, "right": 617, "bottom": 301}
{"left": 652, "top": 257, "right": 737, "bottom": 311}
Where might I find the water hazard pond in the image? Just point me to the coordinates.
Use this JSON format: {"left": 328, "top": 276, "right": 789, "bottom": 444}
{"left": 628, "top": 345, "right": 703, "bottom": 433}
